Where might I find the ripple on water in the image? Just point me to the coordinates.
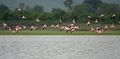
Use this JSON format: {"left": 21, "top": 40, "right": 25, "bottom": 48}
{"left": 0, "top": 35, "right": 120, "bottom": 59}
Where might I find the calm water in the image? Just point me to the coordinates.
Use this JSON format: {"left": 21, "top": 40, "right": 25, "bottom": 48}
{"left": 0, "top": 35, "right": 120, "bottom": 59}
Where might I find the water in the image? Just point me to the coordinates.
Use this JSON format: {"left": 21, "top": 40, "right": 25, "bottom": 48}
{"left": 0, "top": 35, "right": 120, "bottom": 59}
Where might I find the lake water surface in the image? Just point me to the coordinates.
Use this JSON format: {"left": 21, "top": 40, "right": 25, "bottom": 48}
{"left": 0, "top": 35, "right": 120, "bottom": 59}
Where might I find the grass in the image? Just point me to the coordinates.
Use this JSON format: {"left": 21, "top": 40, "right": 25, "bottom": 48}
{"left": 0, "top": 30, "right": 120, "bottom": 35}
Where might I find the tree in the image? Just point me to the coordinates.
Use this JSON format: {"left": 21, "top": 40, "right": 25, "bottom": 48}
{"left": 83, "top": 0, "right": 103, "bottom": 13}
{"left": 32, "top": 5, "right": 44, "bottom": 13}
{"left": 73, "top": 3, "right": 93, "bottom": 15}
{"left": 72, "top": 3, "right": 94, "bottom": 22}
{"left": 52, "top": 8, "right": 66, "bottom": 18}
{"left": 0, "top": 4, "right": 10, "bottom": 20}
{"left": 0, "top": 4, "right": 10, "bottom": 12}
{"left": 98, "top": 3, "right": 120, "bottom": 14}
{"left": 64, "top": 0, "right": 73, "bottom": 10}
{"left": 84, "top": 0, "right": 102, "bottom": 8}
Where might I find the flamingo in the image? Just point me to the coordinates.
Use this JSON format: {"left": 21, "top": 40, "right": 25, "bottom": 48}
{"left": 15, "top": 25, "right": 21, "bottom": 33}
{"left": 56, "top": 24, "right": 60, "bottom": 28}
{"left": 22, "top": 16, "right": 26, "bottom": 19}
{"left": 95, "top": 19, "right": 98, "bottom": 23}
{"left": 103, "top": 25, "right": 109, "bottom": 31}
{"left": 36, "top": 18, "right": 40, "bottom": 22}
{"left": 101, "top": 14, "right": 104, "bottom": 17}
{"left": 69, "top": 23, "right": 74, "bottom": 27}
{"left": 90, "top": 27, "right": 95, "bottom": 32}
{"left": 50, "top": 24, "right": 55, "bottom": 28}
{"left": 87, "top": 21, "right": 91, "bottom": 26}
{"left": 59, "top": 19, "right": 62, "bottom": 23}
{"left": 42, "top": 24, "right": 47, "bottom": 30}
{"left": 23, "top": 26, "right": 26, "bottom": 29}
{"left": 110, "top": 24, "right": 115, "bottom": 28}
{"left": 73, "top": 26, "right": 80, "bottom": 30}
{"left": 119, "top": 21, "right": 120, "bottom": 24}
{"left": 30, "top": 26, "right": 37, "bottom": 31}
{"left": 3, "top": 22, "right": 7, "bottom": 29}
{"left": 95, "top": 27, "right": 103, "bottom": 34}
{"left": 18, "top": 8, "right": 22, "bottom": 11}
{"left": 72, "top": 19, "right": 76, "bottom": 24}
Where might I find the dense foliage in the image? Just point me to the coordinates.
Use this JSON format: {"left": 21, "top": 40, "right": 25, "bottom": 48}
{"left": 0, "top": 0, "right": 120, "bottom": 24}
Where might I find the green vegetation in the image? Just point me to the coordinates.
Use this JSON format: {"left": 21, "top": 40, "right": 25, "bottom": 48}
{"left": 0, "top": 30, "right": 120, "bottom": 35}
{"left": 0, "top": 0, "right": 120, "bottom": 24}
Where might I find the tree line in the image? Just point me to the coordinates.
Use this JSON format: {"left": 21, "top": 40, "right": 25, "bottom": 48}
{"left": 0, "top": 0, "right": 120, "bottom": 24}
